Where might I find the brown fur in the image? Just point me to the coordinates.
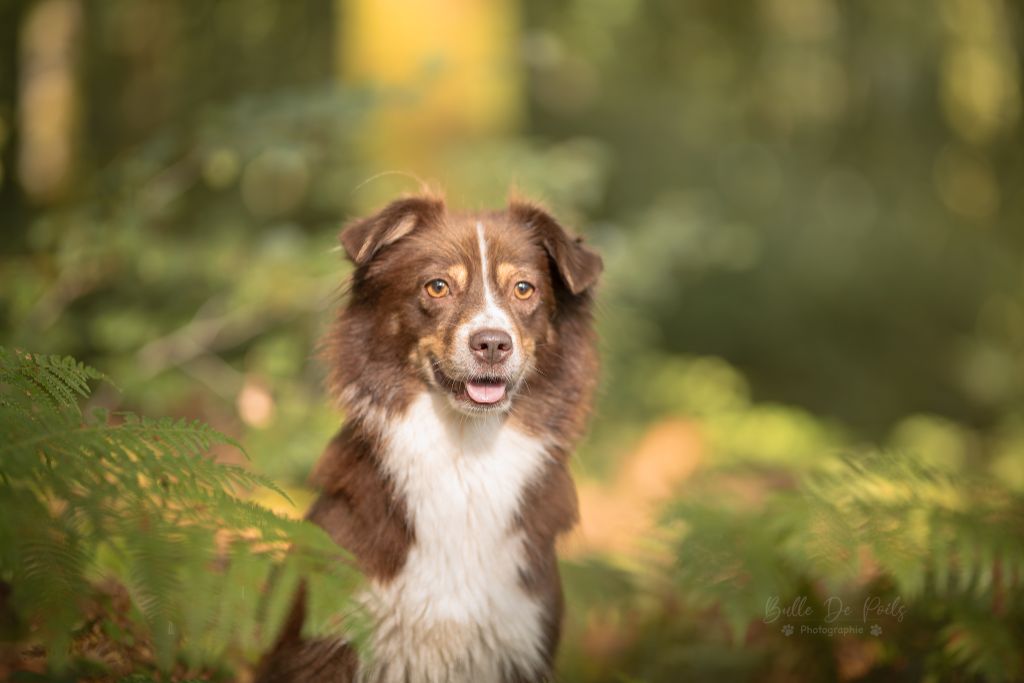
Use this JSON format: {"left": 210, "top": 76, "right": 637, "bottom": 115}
{"left": 256, "top": 194, "right": 601, "bottom": 683}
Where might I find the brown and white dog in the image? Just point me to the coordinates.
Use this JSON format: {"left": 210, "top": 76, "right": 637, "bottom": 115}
{"left": 257, "top": 194, "right": 602, "bottom": 683}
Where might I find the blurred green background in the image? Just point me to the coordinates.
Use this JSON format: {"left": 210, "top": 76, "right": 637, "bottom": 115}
{"left": 2, "top": 0, "right": 1024, "bottom": 680}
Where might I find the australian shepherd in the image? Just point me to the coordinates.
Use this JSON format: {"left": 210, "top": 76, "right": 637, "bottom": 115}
{"left": 257, "top": 194, "right": 602, "bottom": 682}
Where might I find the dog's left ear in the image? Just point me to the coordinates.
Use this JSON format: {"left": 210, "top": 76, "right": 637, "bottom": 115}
{"left": 510, "top": 201, "right": 603, "bottom": 295}
{"left": 340, "top": 196, "right": 444, "bottom": 266}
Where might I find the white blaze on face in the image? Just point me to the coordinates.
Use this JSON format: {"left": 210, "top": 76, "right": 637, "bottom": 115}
{"left": 451, "top": 222, "right": 522, "bottom": 384}
{"left": 474, "top": 221, "right": 514, "bottom": 332}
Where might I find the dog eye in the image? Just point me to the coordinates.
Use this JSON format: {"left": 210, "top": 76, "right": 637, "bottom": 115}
{"left": 425, "top": 279, "right": 450, "bottom": 298}
{"left": 513, "top": 281, "right": 535, "bottom": 300}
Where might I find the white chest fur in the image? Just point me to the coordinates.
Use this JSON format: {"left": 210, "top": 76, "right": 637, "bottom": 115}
{"left": 363, "top": 392, "right": 551, "bottom": 683}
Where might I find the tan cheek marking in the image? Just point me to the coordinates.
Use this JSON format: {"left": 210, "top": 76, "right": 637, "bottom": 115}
{"left": 412, "top": 335, "right": 445, "bottom": 365}
{"left": 447, "top": 264, "right": 468, "bottom": 290}
{"left": 386, "top": 313, "right": 401, "bottom": 336}
{"left": 496, "top": 263, "right": 517, "bottom": 290}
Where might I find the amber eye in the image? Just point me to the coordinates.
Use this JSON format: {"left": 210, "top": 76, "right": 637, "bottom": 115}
{"left": 513, "top": 281, "right": 535, "bottom": 300}
{"left": 425, "top": 279, "right": 450, "bottom": 298}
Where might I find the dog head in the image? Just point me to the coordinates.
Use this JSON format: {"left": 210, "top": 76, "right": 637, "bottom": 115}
{"left": 332, "top": 194, "right": 602, "bottom": 418}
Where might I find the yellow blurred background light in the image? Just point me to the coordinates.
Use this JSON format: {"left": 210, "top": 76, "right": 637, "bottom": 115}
{"left": 338, "top": 0, "right": 522, "bottom": 191}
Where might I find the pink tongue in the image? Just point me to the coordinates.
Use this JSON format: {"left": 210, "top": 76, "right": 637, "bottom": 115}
{"left": 466, "top": 381, "right": 506, "bottom": 404}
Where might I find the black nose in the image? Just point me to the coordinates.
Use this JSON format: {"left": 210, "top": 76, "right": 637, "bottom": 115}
{"left": 470, "top": 329, "right": 513, "bottom": 365}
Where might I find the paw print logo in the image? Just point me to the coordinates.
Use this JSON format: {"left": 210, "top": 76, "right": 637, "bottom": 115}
{"left": 782, "top": 624, "right": 794, "bottom": 637}
{"left": 870, "top": 624, "right": 882, "bottom": 637}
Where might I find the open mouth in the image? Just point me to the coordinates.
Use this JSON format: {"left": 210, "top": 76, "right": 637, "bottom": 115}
{"left": 431, "top": 363, "right": 510, "bottom": 407}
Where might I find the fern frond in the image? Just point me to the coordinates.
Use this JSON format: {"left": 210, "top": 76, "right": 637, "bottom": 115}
{"left": 666, "top": 496, "right": 801, "bottom": 640}
{"left": 665, "top": 448, "right": 1024, "bottom": 678}
{"left": 0, "top": 347, "right": 363, "bottom": 674}
{"left": 941, "top": 615, "right": 1024, "bottom": 681}
{"left": 802, "top": 451, "right": 1024, "bottom": 604}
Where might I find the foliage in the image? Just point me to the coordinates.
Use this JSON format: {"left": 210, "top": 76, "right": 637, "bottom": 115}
{"left": 558, "top": 354, "right": 1024, "bottom": 682}
{"left": 3, "top": 0, "right": 1024, "bottom": 681}
{"left": 0, "top": 348, "right": 364, "bottom": 678}
{"left": 663, "top": 451, "right": 1024, "bottom": 679}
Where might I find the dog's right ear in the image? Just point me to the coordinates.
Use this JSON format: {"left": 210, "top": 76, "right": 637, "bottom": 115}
{"left": 340, "top": 196, "right": 444, "bottom": 266}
